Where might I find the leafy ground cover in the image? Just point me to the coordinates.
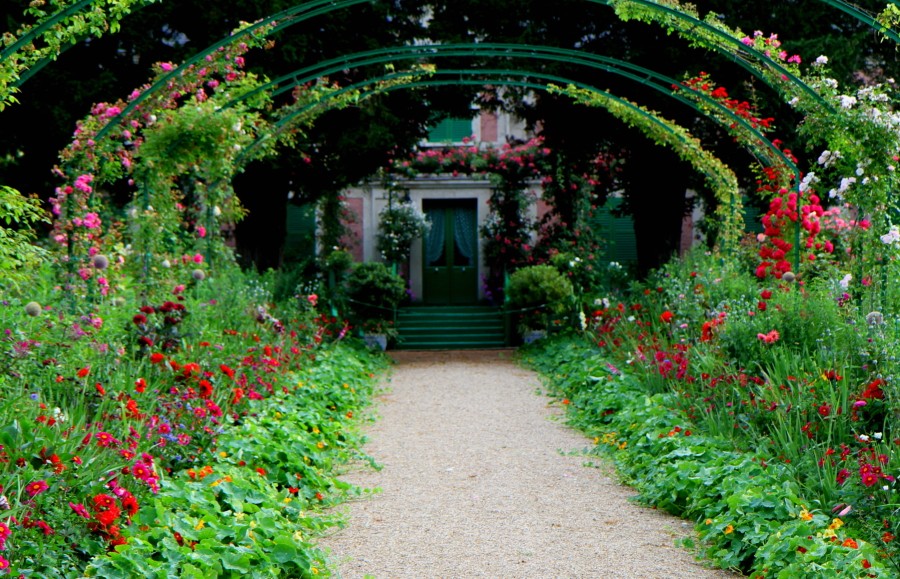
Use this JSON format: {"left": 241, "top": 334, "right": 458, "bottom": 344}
{"left": 0, "top": 263, "right": 385, "bottom": 578}
{"left": 523, "top": 250, "right": 899, "bottom": 578}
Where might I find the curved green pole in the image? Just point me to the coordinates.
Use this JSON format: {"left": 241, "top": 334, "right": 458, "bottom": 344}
{"left": 10, "top": 0, "right": 897, "bottom": 103}
{"left": 225, "top": 43, "right": 798, "bottom": 181}
{"left": 92, "top": 0, "right": 371, "bottom": 141}
{"left": 243, "top": 68, "right": 736, "bottom": 194}
{"left": 89, "top": 0, "right": 840, "bottom": 142}
{"left": 590, "top": 0, "right": 831, "bottom": 110}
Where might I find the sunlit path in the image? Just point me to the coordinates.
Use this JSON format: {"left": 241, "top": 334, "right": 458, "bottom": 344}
{"left": 319, "top": 350, "right": 743, "bottom": 579}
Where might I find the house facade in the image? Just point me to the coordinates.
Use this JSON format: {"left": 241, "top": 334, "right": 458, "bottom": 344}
{"left": 342, "top": 111, "right": 542, "bottom": 305}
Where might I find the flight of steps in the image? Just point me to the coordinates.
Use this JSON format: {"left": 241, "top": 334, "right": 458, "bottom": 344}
{"left": 395, "top": 305, "right": 509, "bottom": 350}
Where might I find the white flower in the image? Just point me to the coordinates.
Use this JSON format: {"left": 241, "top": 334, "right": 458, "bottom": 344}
{"left": 839, "top": 274, "right": 852, "bottom": 289}
{"left": 815, "top": 55, "right": 829, "bottom": 65}
{"left": 859, "top": 434, "right": 870, "bottom": 442}
{"left": 880, "top": 226, "right": 900, "bottom": 245}
{"left": 788, "top": 97, "right": 799, "bottom": 107}
{"left": 799, "top": 172, "right": 818, "bottom": 192}
{"left": 839, "top": 95, "right": 857, "bottom": 109}
{"left": 874, "top": 432, "right": 883, "bottom": 440}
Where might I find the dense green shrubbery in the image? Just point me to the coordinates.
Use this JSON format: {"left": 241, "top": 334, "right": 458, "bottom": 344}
{"left": 0, "top": 262, "right": 385, "bottom": 577}
{"left": 506, "top": 264, "right": 575, "bottom": 333}
{"left": 523, "top": 248, "right": 900, "bottom": 577}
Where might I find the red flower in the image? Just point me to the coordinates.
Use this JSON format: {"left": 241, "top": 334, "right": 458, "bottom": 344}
{"left": 135, "top": 378, "right": 147, "bottom": 393}
{"left": 92, "top": 494, "right": 117, "bottom": 511}
{"left": 70, "top": 502, "right": 91, "bottom": 518}
{"left": 25, "top": 479, "right": 49, "bottom": 497}
{"left": 77, "top": 367, "right": 90, "bottom": 378}
{"left": 198, "top": 380, "right": 213, "bottom": 399}
{"left": 836, "top": 469, "right": 851, "bottom": 484}
{"left": 760, "top": 289, "right": 773, "bottom": 299}
{"left": 860, "top": 470, "right": 879, "bottom": 487}
{"left": 149, "top": 353, "right": 165, "bottom": 364}
{"left": 659, "top": 311, "right": 674, "bottom": 323}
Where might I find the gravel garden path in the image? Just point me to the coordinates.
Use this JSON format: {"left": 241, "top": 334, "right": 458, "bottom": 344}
{"left": 319, "top": 349, "right": 744, "bottom": 578}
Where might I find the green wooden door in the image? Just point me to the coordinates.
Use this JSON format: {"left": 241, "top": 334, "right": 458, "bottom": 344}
{"left": 422, "top": 199, "right": 479, "bottom": 304}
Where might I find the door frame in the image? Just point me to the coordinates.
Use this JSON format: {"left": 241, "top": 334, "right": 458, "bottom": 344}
{"left": 421, "top": 198, "right": 479, "bottom": 305}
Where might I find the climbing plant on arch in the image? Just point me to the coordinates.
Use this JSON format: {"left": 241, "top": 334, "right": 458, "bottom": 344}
{"left": 51, "top": 23, "right": 429, "bottom": 304}
{"left": 10, "top": 0, "right": 900, "bottom": 288}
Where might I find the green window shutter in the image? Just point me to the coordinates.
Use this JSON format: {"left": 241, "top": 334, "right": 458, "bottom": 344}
{"left": 590, "top": 197, "right": 637, "bottom": 265}
{"left": 427, "top": 117, "right": 473, "bottom": 143}
{"left": 284, "top": 203, "right": 317, "bottom": 262}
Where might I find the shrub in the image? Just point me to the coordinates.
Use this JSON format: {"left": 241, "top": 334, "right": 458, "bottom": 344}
{"left": 506, "top": 264, "right": 575, "bottom": 333}
{"left": 343, "top": 262, "right": 407, "bottom": 326}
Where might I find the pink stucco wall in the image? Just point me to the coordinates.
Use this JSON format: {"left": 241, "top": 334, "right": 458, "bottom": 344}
{"left": 342, "top": 197, "right": 364, "bottom": 262}
{"left": 480, "top": 111, "right": 498, "bottom": 143}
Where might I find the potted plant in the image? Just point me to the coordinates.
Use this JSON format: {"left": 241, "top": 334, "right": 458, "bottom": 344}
{"left": 505, "top": 264, "right": 575, "bottom": 342}
{"left": 342, "top": 262, "right": 407, "bottom": 349}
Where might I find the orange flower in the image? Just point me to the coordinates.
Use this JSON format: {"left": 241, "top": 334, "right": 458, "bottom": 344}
{"left": 841, "top": 538, "right": 858, "bottom": 549}
{"left": 724, "top": 524, "right": 734, "bottom": 535}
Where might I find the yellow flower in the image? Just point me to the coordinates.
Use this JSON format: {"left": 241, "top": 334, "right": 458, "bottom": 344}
{"left": 316, "top": 441, "right": 325, "bottom": 449}
{"left": 312, "top": 427, "right": 320, "bottom": 434}
{"left": 705, "top": 519, "right": 713, "bottom": 525}
{"left": 219, "top": 451, "right": 227, "bottom": 458}
{"left": 283, "top": 497, "right": 292, "bottom": 504}
{"left": 618, "top": 441, "right": 627, "bottom": 450}
{"left": 829, "top": 518, "right": 844, "bottom": 530}
{"left": 799, "top": 508, "right": 813, "bottom": 521}
{"left": 293, "top": 530, "right": 303, "bottom": 541}
{"left": 311, "top": 568, "right": 319, "bottom": 575}
{"left": 195, "top": 520, "right": 205, "bottom": 531}
{"left": 724, "top": 524, "right": 734, "bottom": 535}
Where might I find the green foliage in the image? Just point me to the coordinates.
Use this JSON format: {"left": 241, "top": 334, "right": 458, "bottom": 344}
{"left": 524, "top": 337, "right": 898, "bottom": 577}
{"left": 0, "top": 185, "right": 48, "bottom": 290}
{"left": 342, "top": 261, "right": 407, "bottom": 325}
{"left": 0, "top": 262, "right": 386, "bottom": 577}
{"left": 506, "top": 264, "right": 574, "bottom": 332}
{"left": 375, "top": 202, "right": 430, "bottom": 264}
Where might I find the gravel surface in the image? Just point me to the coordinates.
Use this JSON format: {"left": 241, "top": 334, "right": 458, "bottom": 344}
{"left": 318, "top": 349, "right": 744, "bottom": 579}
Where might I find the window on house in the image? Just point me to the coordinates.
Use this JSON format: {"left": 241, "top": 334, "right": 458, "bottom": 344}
{"left": 426, "top": 117, "right": 473, "bottom": 144}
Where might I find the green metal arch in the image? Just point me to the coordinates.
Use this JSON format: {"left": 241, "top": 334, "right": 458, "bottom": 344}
{"left": 241, "top": 67, "right": 739, "bottom": 206}
{"left": 88, "top": 0, "right": 842, "bottom": 141}
{"left": 8, "top": 0, "right": 898, "bottom": 111}
{"left": 223, "top": 42, "right": 799, "bottom": 180}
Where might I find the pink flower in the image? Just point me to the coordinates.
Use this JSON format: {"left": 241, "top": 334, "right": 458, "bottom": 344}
{"left": 82, "top": 212, "right": 102, "bottom": 229}
{"left": 25, "top": 479, "right": 49, "bottom": 497}
{"left": 69, "top": 502, "right": 91, "bottom": 518}
{"left": 197, "top": 226, "right": 207, "bottom": 238}
{"left": 74, "top": 173, "right": 93, "bottom": 193}
{"left": 757, "top": 329, "right": 780, "bottom": 344}
{"left": 160, "top": 62, "right": 174, "bottom": 71}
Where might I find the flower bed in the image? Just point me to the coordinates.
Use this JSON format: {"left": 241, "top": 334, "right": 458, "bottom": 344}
{"left": 0, "top": 264, "right": 385, "bottom": 577}
{"left": 523, "top": 250, "right": 899, "bottom": 578}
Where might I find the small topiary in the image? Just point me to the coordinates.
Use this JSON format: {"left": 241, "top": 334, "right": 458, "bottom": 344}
{"left": 506, "top": 264, "right": 575, "bottom": 332}
{"left": 343, "top": 262, "right": 407, "bottom": 326}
